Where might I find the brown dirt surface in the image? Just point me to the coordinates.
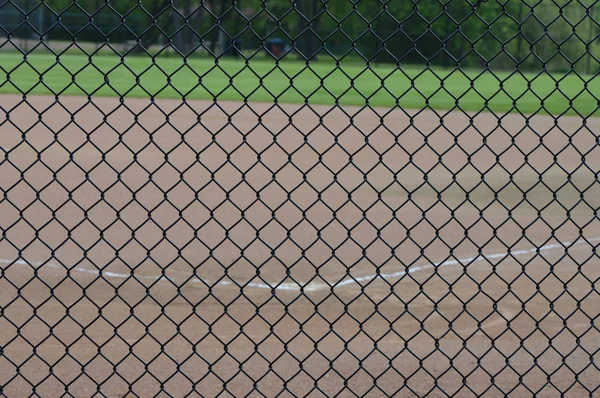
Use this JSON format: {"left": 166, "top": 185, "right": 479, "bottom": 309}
{"left": 1, "top": 94, "right": 600, "bottom": 397}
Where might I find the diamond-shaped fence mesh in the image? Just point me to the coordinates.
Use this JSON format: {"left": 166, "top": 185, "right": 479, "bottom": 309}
{"left": 1, "top": 0, "right": 600, "bottom": 396}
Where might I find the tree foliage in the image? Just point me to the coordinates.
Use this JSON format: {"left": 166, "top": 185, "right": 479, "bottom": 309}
{"left": 3, "top": 0, "right": 600, "bottom": 72}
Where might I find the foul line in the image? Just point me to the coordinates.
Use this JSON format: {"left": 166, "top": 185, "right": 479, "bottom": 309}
{"left": 1, "top": 236, "right": 599, "bottom": 293}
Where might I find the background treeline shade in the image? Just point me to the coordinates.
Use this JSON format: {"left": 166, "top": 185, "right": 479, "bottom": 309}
{"left": 2, "top": 0, "right": 599, "bottom": 73}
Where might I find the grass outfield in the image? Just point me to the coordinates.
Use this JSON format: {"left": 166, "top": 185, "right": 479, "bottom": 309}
{"left": 0, "top": 51, "right": 598, "bottom": 116}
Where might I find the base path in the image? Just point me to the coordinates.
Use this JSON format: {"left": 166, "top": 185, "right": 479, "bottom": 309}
{"left": 1, "top": 94, "right": 599, "bottom": 397}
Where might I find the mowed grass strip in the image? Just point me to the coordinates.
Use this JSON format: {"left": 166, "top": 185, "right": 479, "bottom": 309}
{"left": 0, "top": 51, "right": 597, "bottom": 116}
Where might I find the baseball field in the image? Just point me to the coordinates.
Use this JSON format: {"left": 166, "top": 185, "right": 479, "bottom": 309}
{"left": 1, "top": 51, "right": 599, "bottom": 397}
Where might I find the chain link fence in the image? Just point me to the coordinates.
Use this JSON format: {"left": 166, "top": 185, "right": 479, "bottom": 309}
{"left": 1, "top": 0, "right": 600, "bottom": 396}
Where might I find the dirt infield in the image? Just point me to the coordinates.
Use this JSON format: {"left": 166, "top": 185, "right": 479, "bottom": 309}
{"left": 1, "top": 94, "right": 600, "bottom": 397}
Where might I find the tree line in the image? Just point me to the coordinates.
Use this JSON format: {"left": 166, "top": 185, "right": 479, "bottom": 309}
{"left": 3, "top": 0, "right": 600, "bottom": 73}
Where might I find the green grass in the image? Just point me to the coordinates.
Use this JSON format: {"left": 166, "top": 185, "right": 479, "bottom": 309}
{"left": 0, "top": 50, "right": 598, "bottom": 116}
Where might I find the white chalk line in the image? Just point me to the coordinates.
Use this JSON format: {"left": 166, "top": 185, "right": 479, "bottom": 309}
{"left": 1, "top": 236, "right": 599, "bottom": 293}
